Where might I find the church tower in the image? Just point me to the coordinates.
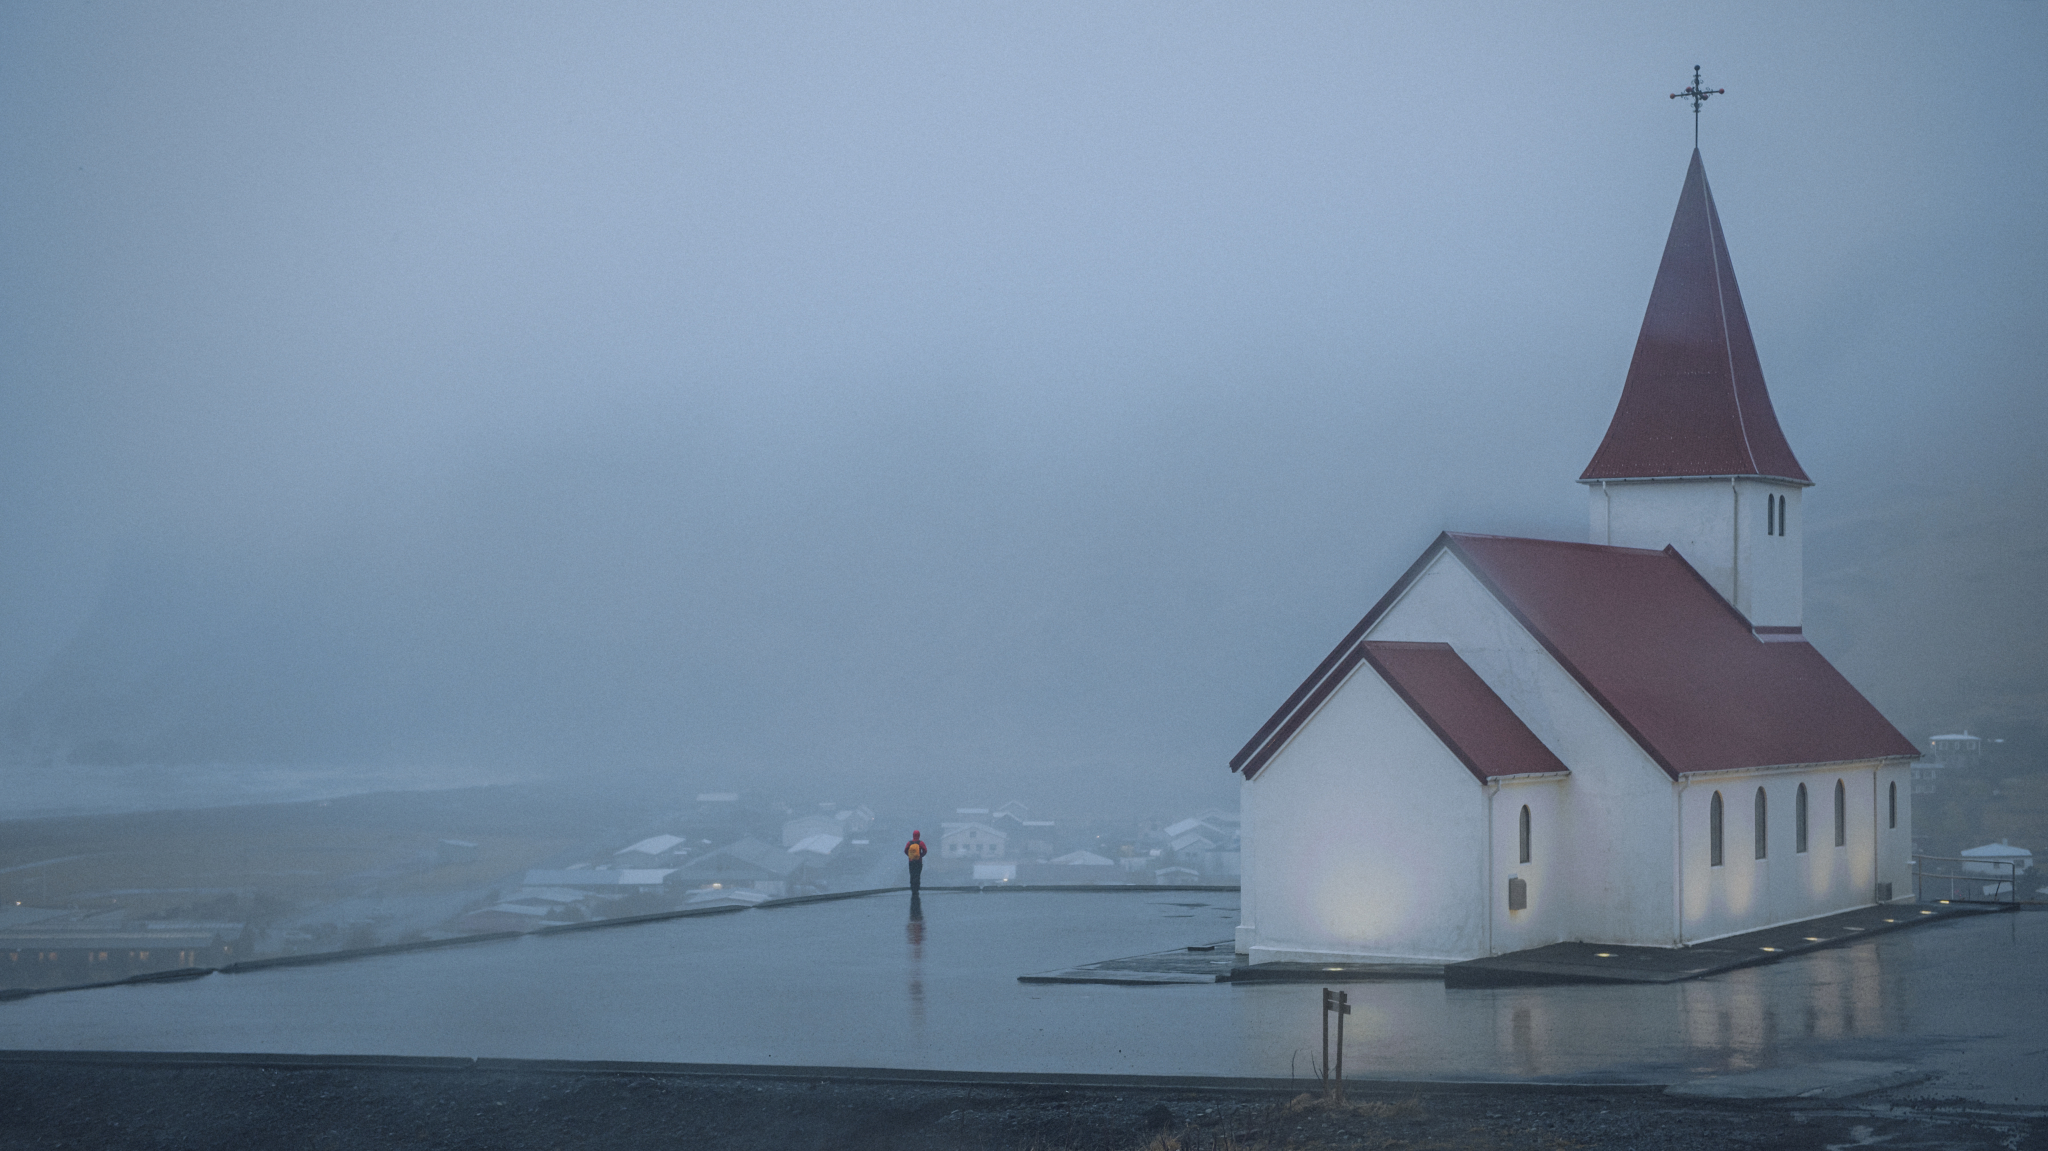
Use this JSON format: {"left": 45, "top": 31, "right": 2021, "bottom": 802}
{"left": 1581, "top": 150, "right": 1810, "bottom": 633}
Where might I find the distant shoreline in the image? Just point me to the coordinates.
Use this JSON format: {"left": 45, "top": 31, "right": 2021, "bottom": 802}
{"left": 0, "top": 762, "right": 534, "bottom": 822}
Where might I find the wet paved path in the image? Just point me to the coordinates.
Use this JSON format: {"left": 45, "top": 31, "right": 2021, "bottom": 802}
{"left": 0, "top": 891, "right": 2040, "bottom": 1106}
{"left": 1443, "top": 901, "right": 2000, "bottom": 986}
{"left": 1019, "top": 939, "right": 1238, "bottom": 984}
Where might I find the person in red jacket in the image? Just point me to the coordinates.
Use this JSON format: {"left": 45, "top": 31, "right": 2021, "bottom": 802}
{"left": 904, "top": 830, "right": 928, "bottom": 893}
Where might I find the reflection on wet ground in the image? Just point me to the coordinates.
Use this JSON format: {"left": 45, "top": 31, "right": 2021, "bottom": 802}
{"left": 0, "top": 891, "right": 2037, "bottom": 1105}
{"left": 906, "top": 893, "right": 925, "bottom": 1031}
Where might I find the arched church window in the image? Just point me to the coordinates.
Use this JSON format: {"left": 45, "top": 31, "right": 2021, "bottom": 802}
{"left": 1710, "top": 792, "right": 1724, "bottom": 867}
{"left": 1768, "top": 494, "right": 1777, "bottom": 536}
{"left": 1834, "top": 780, "right": 1847, "bottom": 847}
{"left": 1888, "top": 782, "right": 1898, "bottom": 829}
{"left": 1519, "top": 805, "right": 1531, "bottom": 864}
{"left": 1796, "top": 783, "right": 1809, "bottom": 853}
{"left": 1754, "top": 787, "right": 1768, "bottom": 860}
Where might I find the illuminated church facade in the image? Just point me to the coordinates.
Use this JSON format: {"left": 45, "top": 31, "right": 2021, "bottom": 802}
{"left": 1231, "top": 152, "right": 1919, "bottom": 965}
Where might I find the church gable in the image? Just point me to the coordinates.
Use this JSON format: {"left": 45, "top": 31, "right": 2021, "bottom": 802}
{"left": 1233, "top": 536, "right": 1599, "bottom": 782}
{"left": 1356, "top": 641, "right": 1567, "bottom": 783}
{"left": 1242, "top": 644, "right": 1493, "bottom": 961}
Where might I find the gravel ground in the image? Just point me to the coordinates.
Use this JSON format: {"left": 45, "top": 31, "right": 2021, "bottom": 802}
{"left": 0, "top": 1063, "right": 2042, "bottom": 1150}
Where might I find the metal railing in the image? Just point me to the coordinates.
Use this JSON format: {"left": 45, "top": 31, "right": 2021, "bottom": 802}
{"left": 1913, "top": 854, "right": 2029, "bottom": 905}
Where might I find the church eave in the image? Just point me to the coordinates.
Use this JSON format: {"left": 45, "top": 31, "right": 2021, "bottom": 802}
{"left": 1672, "top": 753, "right": 1921, "bottom": 782}
{"left": 1576, "top": 473, "right": 1814, "bottom": 488}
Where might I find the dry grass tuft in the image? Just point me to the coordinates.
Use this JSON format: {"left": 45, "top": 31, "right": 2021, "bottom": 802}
{"left": 1281, "top": 1092, "right": 1424, "bottom": 1120}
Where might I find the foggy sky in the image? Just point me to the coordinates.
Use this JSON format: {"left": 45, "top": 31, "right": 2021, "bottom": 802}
{"left": 4, "top": 2, "right": 2044, "bottom": 817}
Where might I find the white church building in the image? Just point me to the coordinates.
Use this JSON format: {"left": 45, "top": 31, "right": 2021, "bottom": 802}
{"left": 1231, "top": 151, "right": 1920, "bottom": 966}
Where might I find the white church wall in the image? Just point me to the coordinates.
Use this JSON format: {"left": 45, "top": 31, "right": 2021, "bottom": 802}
{"left": 1487, "top": 775, "right": 1570, "bottom": 953}
{"left": 1235, "top": 779, "right": 1258, "bottom": 955}
{"left": 1679, "top": 760, "right": 1910, "bottom": 942}
{"left": 1729, "top": 480, "right": 1801, "bottom": 630}
{"left": 1587, "top": 478, "right": 1802, "bottom": 629}
{"left": 1241, "top": 661, "right": 1488, "bottom": 964}
{"left": 1877, "top": 764, "right": 1913, "bottom": 902}
{"left": 1590, "top": 479, "right": 1733, "bottom": 592}
{"left": 1369, "top": 552, "right": 1681, "bottom": 949}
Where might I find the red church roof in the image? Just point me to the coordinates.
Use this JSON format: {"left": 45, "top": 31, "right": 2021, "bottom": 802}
{"left": 1580, "top": 151, "right": 1810, "bottom": 485}
{"left": 1231, "top": 533, "right": 1915, "bottom": 781}
{"left": 1359, "top": 641, "right": 1569, "bottom": 782}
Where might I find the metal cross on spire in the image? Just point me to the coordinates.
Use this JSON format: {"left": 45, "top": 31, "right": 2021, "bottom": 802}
{"left": 1669, "top": 65, "right": 1725, "bottom": 149}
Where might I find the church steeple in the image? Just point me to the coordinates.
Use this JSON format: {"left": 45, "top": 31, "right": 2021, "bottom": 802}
{"left": 1582, "top": 150, "right": 1808, "bottom": 484}
{"left": 1582, "top": 151, "right": 1807, "bottom": 632}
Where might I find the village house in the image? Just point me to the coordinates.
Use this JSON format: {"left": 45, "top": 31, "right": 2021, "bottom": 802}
{"left": 522, "top": 868, "right": 677, "bottom": 894}
{"left": 1, "top": 910, "right": 245, "bottom": 988}
{"left": 1232, "top": 150, "right": 1918, "bottom": 966}
{"left": 670, "top": 835, "right": 806, "bottom": 896}
{"left": 613, "top": 834, "right": 686, "bottom": 867}
{"left": 780, "top": 814, "right": 844, "bottom": 847}
{"left": 940, "top": 822, "right": 1008, "bottom": 859}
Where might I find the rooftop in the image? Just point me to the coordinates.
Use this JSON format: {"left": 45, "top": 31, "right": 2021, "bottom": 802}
{"left": 1234, "top": 533, "right": 1916, "bottom": 780}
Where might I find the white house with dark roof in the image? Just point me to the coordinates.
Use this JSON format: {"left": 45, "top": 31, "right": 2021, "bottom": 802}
{"left": 940, "top": 822, "right": 1007, "bottom": 858}
{"left": 1232, "top": 151, "right": 1919, "bottom": 966}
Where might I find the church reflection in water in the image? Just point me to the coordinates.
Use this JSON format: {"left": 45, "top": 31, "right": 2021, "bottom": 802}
{"left": 1237, "top": 938, "right": 1911, "bottom": 1081}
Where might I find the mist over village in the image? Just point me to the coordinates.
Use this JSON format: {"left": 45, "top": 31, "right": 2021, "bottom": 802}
{"left": 2, "top": 3, "right": 2044, "bottom": 1149}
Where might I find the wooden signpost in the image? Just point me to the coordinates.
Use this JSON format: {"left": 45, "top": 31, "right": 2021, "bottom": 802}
{"left": 1321, "top": 987, "right": 1351, "bottom": 1101}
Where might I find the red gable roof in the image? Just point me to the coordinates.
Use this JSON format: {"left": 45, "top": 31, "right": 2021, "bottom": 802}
{"left": 1359, "top": 641, "right": 1569, "bottom": 782}
{"left": 1580, "top": 151, "right": 1810, "bottom": 485}
{"left": 1231, "top": 533, "right": 1915, "bottom": 781}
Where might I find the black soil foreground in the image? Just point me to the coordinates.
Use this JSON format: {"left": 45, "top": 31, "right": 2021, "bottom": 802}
{"left": 2, "top": 1062, "right": 2043, "bottom": 1150}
